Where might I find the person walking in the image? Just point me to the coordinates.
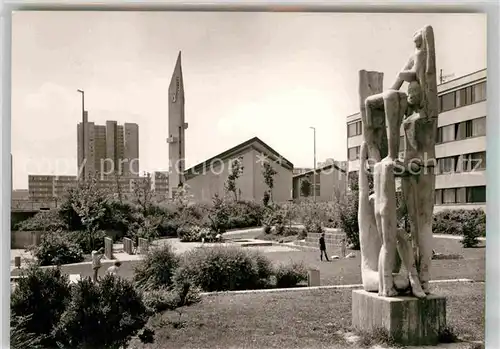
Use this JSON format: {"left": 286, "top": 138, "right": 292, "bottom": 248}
{"left": 91, "top": 247, "right": 105, "bottom": 283}
{"left": 319, "top": 233, "right": 329, "bottom": 262}
{"left": 107, "top": 260, "right": 122, "bottom": 276}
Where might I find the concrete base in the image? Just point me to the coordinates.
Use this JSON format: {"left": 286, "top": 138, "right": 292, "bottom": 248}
{"left": 352, "top": 289, "right": 446, "bottom": 346}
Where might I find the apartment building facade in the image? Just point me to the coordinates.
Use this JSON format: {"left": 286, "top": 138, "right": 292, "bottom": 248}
{"left": 346, "top": 69, "right": 487, "bottom": 212}
{"left": 28, "top": 172, "right": 167, "bottom": 201}
{"left": 77, "top": 118, "right": 139, "bottom": 179}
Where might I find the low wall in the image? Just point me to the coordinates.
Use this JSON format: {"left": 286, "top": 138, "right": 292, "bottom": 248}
{"left": 11, "top": 231, "right": 43, "bottom": 249}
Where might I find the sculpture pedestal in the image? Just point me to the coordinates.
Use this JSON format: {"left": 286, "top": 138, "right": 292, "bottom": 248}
{"left": 351, "top": 290, "right": 446, "bottom": 346}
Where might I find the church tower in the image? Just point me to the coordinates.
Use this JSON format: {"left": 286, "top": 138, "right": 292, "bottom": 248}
{"left": 167, "top": 51, "right": 188, "bottom": 198}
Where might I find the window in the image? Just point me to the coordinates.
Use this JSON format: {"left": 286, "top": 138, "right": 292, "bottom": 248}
{"left": 456, "top": 187, "right": 467, "bottom": 203}
{"left": 347, "top": 121, "right": 362, "bottom": 137}
{"left": 441, "top": 92, "right": 456, "bottom": 112}
{"left": 472, "top": 117, "right": 486, "bottom": 137}
{"left": 348, "top": 146, "right": 360, "bottom": 161}
{"left": 465, "top": 86, "right": 473, "bottom": 105}
{"left": 436, "top": 127, "right": 443, "bottom": 143}
{"left": 315, "top": 184, "right": 321, "bottom": 197}
{"left": 463, "top": 152, "right": 486, "bottom": 171}
{"left": 467, "top": 186, "right": 486, "bottom": 203}
{"left": 443, "top": 188, "right": 456, "bottom": 204}
{"left": 472, "top": 82, "right": 486, "bottom": 103}
{"left": 441, "top": 124, "right": 455, "bottom": 143}
{"left": 465, "top": 120, "right": 473, "bottom": 138}
{"left": 455, "top": 88, "right": 466, "bottom": 108}
{"left": 437, "top": 157, "right": 455, "bottom": 174}
{"left": 435, "top": 189, "right": 443, "bottom": 205}
{"left": 455, "top": 122, "right": 466, "bottom": 140}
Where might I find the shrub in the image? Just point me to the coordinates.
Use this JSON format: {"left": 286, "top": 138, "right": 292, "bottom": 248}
{"left": 29, "top": 232, "right": 84, "bottom": 266}
{"left": 10, "top": 315, "right": 44, "bottom": 349}
{"left": 15, "top": 209, "right": 67, "bottom": 232}
{"left": 177, "top": 225, "right": 198, "bottom": 242}
{"left": 66, "top": 229, "right": 106, "bottom": 254}
{"left": 134, "top": 244, "right": 180, "bottom": 290}
{"left": 174, "top": 246, "right": 272, "bottom": 292}
{"left": 433, "top": 209, "right": 486, "bottom": 237}
{"left": 11, "top": 265, "right": 71, "bottom": 348}
{"left": 461, "top": 217, "right": 482, "bottom": 248}
{"left": 142, "top": 284, "right": 201, "bottom": 314}
{"left": 274, "top": 261, "right": 308, "bottom": 288}
{"left": 54, "top": 275, "right": 149, "bottom": 349}
{"left": 334, "top": 192, "right": 360, "bottom": 250}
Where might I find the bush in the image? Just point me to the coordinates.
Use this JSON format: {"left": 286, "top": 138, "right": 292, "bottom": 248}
{"left": 335, "top": 192, "right": 360, "bottom": 250}
{"left": 11, "top": 266, "right": 71, "bottom": 348}
{"left": 142, "top": 284, "right": 201, "bottom": 314}
{"left": 461, "top": 217, "right": 482, "bottom": 248}
{"left": 134, "top": 244, "right": 180, "bottom": 290}
{"left": 10, "top": 315, "right": 44, "bottom": 349}
{"left": 433, "top": 209, "right": 486, "bottom": 237}
{"left": 66, "top": 229, "right": 106, "bottom": 254}
{"left": 174, "top": 246, "right": 273, "bottom": 292}
{"left": 54, "top": 275, "right": 149, "bottom": 349}
{"left": 274, "top": 261, "right": 308, "bottom": 288}
{"left": 29, "top": 232, "right": 84, "bottom": 266}
{"left": 15, "top": 210, "right": 67, "bottom": 232}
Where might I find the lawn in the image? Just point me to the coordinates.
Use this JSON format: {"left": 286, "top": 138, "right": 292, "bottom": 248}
{"left": 128, "top": 282, "right": 485, "bottom": 349}
{"left": 11, "top": 237, "right": 485, "bottom": 287}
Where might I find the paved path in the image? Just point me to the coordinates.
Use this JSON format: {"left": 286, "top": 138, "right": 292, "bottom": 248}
{"left": 10, "top": 226, "right": 485, "bottom": 267}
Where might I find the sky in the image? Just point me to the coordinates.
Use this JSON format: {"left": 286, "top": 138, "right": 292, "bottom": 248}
{"left": 11, "top": 11, "right": 486, "bottom": 189}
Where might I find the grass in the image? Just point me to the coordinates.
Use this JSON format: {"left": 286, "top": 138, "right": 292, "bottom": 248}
{"left": 127, "top": 282, "right": 484, "bottom": 349}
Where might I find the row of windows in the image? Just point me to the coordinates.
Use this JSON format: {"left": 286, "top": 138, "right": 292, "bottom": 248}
{"left": 347, "top": 81, "right": 487, "bottom": 140}
{"left": 348, "top": 117, "right": 486, "bottom": 161}
{"left": 439, "top": 81, "right": 486, "bottom": 113}
{"left": 435, "top": 186, "right": 486, "bottom": 204}
{"left": 436, "top": 116, "right": 486, "bottom": 144}
{"left": 436, "top": 151, "right": 486, "bottom": 174}
{"left": 347, "top": 148, "right": 487, "bottom": 175}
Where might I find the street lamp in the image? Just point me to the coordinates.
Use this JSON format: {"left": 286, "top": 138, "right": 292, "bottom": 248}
{"left": 77, "top": 89, "right": 85, "bottom": 180}
{"left": 309, "top": 126, "right": 316, "bottom": 202}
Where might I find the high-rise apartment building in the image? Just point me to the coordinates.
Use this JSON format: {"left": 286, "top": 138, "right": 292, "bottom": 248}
{"left": 346, "top": 69, "right": 487, "bottom": 212}
{"left": 78, "top": 116, "right": 139, "bottom": 178}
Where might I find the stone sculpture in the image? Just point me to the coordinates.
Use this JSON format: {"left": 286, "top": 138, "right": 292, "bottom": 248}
{"left": 358, "top": 25, "right": 438, "bottom": 298}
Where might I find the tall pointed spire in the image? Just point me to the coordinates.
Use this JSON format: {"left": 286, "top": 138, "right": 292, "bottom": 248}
{"left": 167, "top": 51, "right": 187, "bottom": 198}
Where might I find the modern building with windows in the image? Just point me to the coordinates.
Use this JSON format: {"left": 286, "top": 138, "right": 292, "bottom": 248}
{"left": 346, "top": 68, "right": 487, "bottom": 212}
{"left": 77, "top": 118, "right": 139, "bottom": 179}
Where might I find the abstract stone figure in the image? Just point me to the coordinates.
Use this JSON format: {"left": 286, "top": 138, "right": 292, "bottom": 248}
{"left": 358, "top": 25, "right": 438, "bottom": 298}
{"left": 399, "top": 25, "right": 439, "bottom": 294}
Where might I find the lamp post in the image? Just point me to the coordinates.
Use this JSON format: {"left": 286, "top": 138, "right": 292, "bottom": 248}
{"left": 77, "top": 89, "right": 85, "bottom": 180}
{"left": 309, "top": 126, "right": 316, "bottom": 202}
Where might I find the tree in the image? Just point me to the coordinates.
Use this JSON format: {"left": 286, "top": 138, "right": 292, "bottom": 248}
{"left": 224, "top": 158, "right": 244, "bottom": 201}
{"left": 132, "top": 172, "right": 154, "bottom": 214}
{"left": 300, "top": 178, "right": 311, "bottom": 198}
{"left": 334, "top": 175, "right": 360, "bottom": 250}
{"left": 173, "top": 183, "right": 193, "bottom": 210}
{"left": 65, "top": 175, "right": 108, "bottom": 251}
{"left": 262, "top": 161, "right": 278, "bottom": 202}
